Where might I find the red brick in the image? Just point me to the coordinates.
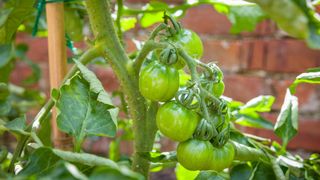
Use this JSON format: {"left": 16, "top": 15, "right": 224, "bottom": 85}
{"left": 181, "top": 5, "right": 231, "bottom": 35}
{"left": 202, "top": 39, "right": 247, "bottom": 72}
{"left": 265, "top": 40, "right": 320, "bottom": 73}
{"left": 245, "top": 39, "right": 268, "bottom": 70}
{"left": 223, "top": 75, "right": 267, "bottom": 103}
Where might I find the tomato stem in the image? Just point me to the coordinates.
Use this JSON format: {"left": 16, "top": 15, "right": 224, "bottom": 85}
{"left": 86, "top": 0, "right": 158, "bottom": 177}
{"left": 178, "top": 49, "right": 220, "bottom": 137}
{"left": 133, "top": 40, "right": 167, "bottom": 75}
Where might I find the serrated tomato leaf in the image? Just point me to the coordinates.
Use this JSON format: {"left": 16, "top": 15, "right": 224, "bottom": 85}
{"left": 240, "top": 95, "right": 275, "bottom": 113}
{"left": 213, "top": 2, "right": 266, "bottom": 34}
{"left": 5, "top": 116, "right": 29, "bottom": 136}
{"left": 0, "top": 0, "right": 35, "bottom": 43}
{"left": 176, "top": 163, "right": 199, "bottom": 180}
{"left": 55, "top": 62, "right": 118, "bottom": 147}
{"left": 56, "top": 75, "right": 117, "bottom": 146}
{"left": 230, "top": 163, "right": 252, "bottom": 180}
{"left": 274, "top": 89, "right": 298, "bottom": 148}
{"left": 139, "top": 2, "right": 168, "bottom": 28}
{"left": 19, "top": 147, "right": 131, "bottom": 178}
{"left": 74, "top": 60, "right": 118, "bottom": 125}
{"left": 235, "top": 112, "right": 273, "bottom": 130}
{"left": 138, "top": 151, "right": 177, "bottom": 163}
{"left": 290, "top": 71, "right": 320, "bottom": 94}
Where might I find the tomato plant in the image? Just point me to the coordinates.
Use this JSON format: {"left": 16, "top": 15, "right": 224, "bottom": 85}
{"left": 0, "top": 0, "right": 320, "bottom": 179}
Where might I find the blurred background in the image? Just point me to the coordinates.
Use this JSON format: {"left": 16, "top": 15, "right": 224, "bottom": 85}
{"left": 8, "top": 0, "right": 320, "bottom": 161}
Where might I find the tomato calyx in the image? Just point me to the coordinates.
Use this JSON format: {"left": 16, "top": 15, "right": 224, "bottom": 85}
{"left": 175, "top": 86, "right": 200, "bottom": 110}
{"left": 159, "top": 46, "right": 178, "bottom": 65}
{"left": 193, "top": 119, "right": 216, "bottom": 141}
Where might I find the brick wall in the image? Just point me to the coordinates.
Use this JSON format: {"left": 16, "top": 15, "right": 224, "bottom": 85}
{"left": 13, "top": 3, "right": 320, "bottom": 153}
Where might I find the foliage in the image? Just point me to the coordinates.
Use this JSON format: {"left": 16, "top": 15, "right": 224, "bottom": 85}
{"left": 0, "top": 0, "right": 320, "bottom": 179}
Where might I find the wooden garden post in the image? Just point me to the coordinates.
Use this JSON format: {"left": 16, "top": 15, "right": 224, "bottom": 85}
{"left": 45, "top": 2, "right": 72, "bottom": 149}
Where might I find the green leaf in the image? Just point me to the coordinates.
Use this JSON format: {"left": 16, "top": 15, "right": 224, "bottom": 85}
{"left": 195, "top": 171, "right": 228, "bottom": 180}
{"left": 0, "top": 100, "right": 10, "bottom": 117}
{"left": 120, "top": 17, "right": 137, "bottom": 32}
{"left": 19, "top": 147, "right": 127, "bottom": 177}
{"left": 51, "top": 149, "right": 119, "bottom": 169}
{"left": 290, "top": 0, "right": 320, "bottom": 49}
{"left": 140, "top": 2, "right": 168, "bottom": 28}
{"left": 19, "top": 148, "right": 61, "bottom": 176}
{"left": 175, "top": 163, "right": 199, "bottom": 180}
{"left": 0, "top": 61, "right": 14, "bottom": 83}
{"left": 213, "top": 3, "right": 266, "bottom": 34}
{"left": 138, "top": 151, "right": 177, "bottom": 163}
{"left": 235, "top": 112, "right": 273, "bottom": 130}
{"left": 230, "top": 163, "right": 252, "bottom": 180}
{"left": 56, "top": 61, "right": 117, "bottom": 148}
{"left": 240, "top": 95, "right": 275, "bottom": 113}
{"left": 74, "top": 61, "right": 114, "bottom": 108}
{"left": 290, "top": 71, "right": 320, "bottom": 94}
{"left": 4, "top": 116, "right": 29, "bottom": 136}
{"left": 0, "top": 44, "right": 15, "bottom": 68}
{"left": 0, "top": 0, "right": 36, "bottom": 43}
{"left": 0, "top": 8, "right": 13, "bottom": 27}
{"left": 56, "top": 75, "right": 117, "bottom": 147}
{"left": 37, "top": 112, "right": 52, "bottom": 147}
{"left": 274, "top": 89, "right": 298, "bottom": 148}
{"left": 36, "top": 161, "right": 88, "bottom": 180}
{"left": 247, "top": 0, "right": 308, "bottom": 39}
{"left": 89, "top": 166, "right": 144, "bottom": 180}
{"left": 74, "top": 60, "right": 118, "bottom": 124}
{"left": 250, "top": 162, "right": 276, "bottom": 180}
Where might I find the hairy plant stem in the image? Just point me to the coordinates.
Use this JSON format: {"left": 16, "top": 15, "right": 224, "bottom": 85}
{"left": 85, "top": 0, "right": 158, "bottom": 177}
{"left": 8, "top": 47, "right": 100, "bottom": 173}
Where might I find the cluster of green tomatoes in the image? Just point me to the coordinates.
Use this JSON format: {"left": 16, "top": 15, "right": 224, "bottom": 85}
{"left": 138, "top": 16, "right": 235, "bottom": 172}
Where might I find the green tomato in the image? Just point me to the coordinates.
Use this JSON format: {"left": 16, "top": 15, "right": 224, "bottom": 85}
{"left": 139, "top": 61, "right": 179, "bottom": 102}
{"left": 156, "top": 101, "right": 200, "bottom": 142}
{"left": 209, "top": 142, "right": 235, "bottom": 172}
{"left": 168, "top": 29, "right": 203, "bottom": 69}
{"left": 211, "top": 81, "right": 225, "bottom": 97}
{"left": 177, "top": 139, "right": 213, "bottom": 170}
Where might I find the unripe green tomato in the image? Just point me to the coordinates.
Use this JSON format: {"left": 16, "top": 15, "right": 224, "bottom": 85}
{"left": 139, "top": 61, "right": 179, "bottom": 102}
{"left": 156, "top": 101, "right": 200, "bottom": 142}
{"left": 171, "top": 29, "right": 203, "bottom": 69}
{"left": 211, "top": 81, "right": 225, "bottom": 97}
{"left": 177, "top": 139, "right": 213, "bottom": 171}
{"left": 177, "top": 139, "right": 213, "bottom": 170}
{"left": 209, "top": 142, "right": 235, "bottom": 172}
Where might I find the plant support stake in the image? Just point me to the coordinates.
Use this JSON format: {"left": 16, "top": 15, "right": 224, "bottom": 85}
{"left": 45, "top": 2, "right": 73, "bottom": 149}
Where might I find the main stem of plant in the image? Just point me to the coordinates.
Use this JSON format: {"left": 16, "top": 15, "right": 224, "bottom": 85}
{"left": 85, "top": 0, "right": 156, "bottom": 178}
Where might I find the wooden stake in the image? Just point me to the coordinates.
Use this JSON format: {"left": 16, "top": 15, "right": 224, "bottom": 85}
{"left": 46, "top": 2, "right": 73, "bottom": 149}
